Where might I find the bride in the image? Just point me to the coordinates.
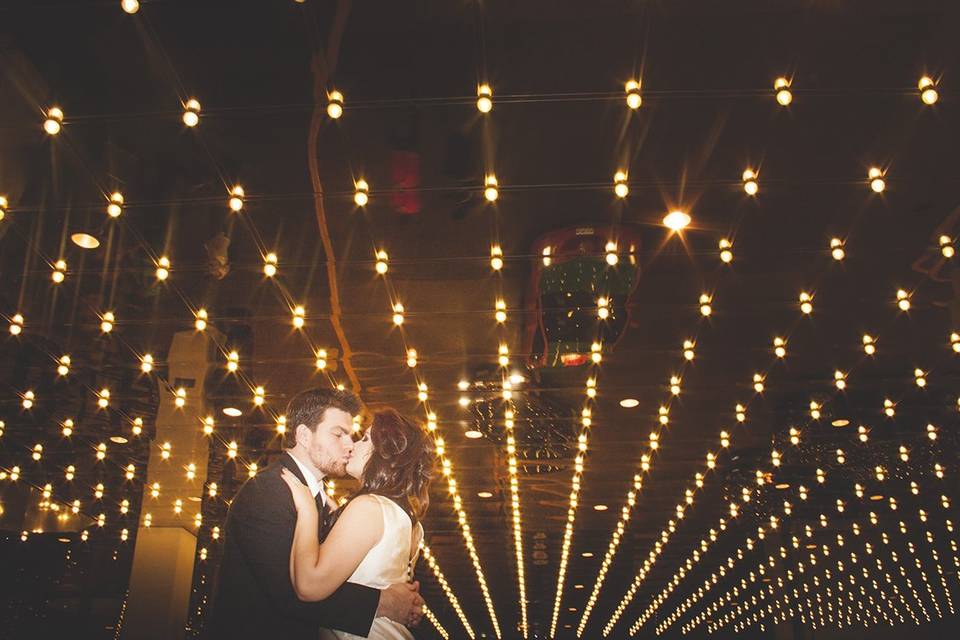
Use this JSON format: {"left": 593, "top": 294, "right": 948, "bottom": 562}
{"left": 280, "top": 408, "right": 434, "bottom": 640}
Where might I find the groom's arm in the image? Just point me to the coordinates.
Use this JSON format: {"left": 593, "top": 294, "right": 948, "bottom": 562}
{"left": 232, "top": 473, "right": 379, "bottom": 637}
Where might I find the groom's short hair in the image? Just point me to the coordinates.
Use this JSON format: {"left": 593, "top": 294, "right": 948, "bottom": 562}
{"left": 282, "top": 387, "right": 361, "bottom": 448}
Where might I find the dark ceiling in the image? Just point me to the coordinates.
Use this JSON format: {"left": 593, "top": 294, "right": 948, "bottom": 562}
{"left": 1, "top": 1, "right": 960, "bottom": 639}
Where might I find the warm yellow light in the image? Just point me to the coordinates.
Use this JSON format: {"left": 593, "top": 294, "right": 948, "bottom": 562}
{"left": 228, "top": 185, "right": 245, "bottom": 212}
{"left": 326, "top": 90, "right": 344, "bottom": 119}
{"left": 476, "top": 84, "right": 493, "bottom": 113}
{"left": 392, "top": 302, "right": 405, "bottom": 326}
{"left": 374, "top": 249, "right": 388, "bottom": 274}
{"left": 195, "top": 308, "right": 208, "bottom": 331}
{"left": 44, "top": 107, "right": 64, "bottom": 135}
{"left": 742, "top": 168, "right": 758, "bottom": 195}
{"left": 918, "top": 76, "right": 938, "bottom": 105}
{"left": 940, "top": 235, "right": 955, "bottom": 258}
{"left": 625, "top": 79, "right": 642, "bottom": 109}
{"left": 121, "top": 0, "right": 139, "bottom": 14}
{"left": 495, "top": 299, "right": 507, "bottom": 323}
{"left": 484, "top": 175, "right": 499, "bottom": 202}
{"left": 896, "top": 288, "right": 911, "bottom": 311}
{"left": 314, "top": 348, "right": 327, "bottom": 370}
{"left": 406, "top": 348, "right": 418, "bottom": 368}
{"left": 868, "top": 167, "right": 886, "bottom": 193}
{"left": 774, "top": 77, "right": 792, "bottom": 106}
{"left": 830, "top": 237, "right": 845, "bottom": 260}
{"left": 182, "top": 99, "right": 201, "bottom": 127}
{"left": 490, "top": 245, "right": 504, "bottom": 271}
{"left": 263, "top": 252, "right": 278, "bottom": 277}
{"left": 605, "top": 241, "right": 619, "bottom": 265}
{"left": 292, "top": 305, "right": 305, "bottom": 329}
{"left": 0, "top": 195, "right": 7, "bottom": 221}
{"left": 354, "top": 178, "right": 369, "bottom": 206}
{"left": 799, "top": 291, "right": 813, "bottom": 314}
{"left": 614, "top": 170, "right": 629, "bottom": 198}
{"left": 663, "top": 210, "right": 691, "bottom": 231}
{"left": 107, "top": 191, "right": 124, "bottom": 218}
{"left": 141, "top": 354, "right": 154, "bottom": 373}
{"left": 156, "top": 256, "right": 170, "bottom": 281}
{"left": 699, "top": 293, "right": 712, "bottom": 317}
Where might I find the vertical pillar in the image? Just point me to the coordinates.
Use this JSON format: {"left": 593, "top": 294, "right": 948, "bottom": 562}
{"left": 121, "top": 328, "right": 221, "bottom": 640}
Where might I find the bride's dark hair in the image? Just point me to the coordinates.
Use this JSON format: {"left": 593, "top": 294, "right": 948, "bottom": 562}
{"left": 356, "top": 408, "right": 435, "bottom": 523}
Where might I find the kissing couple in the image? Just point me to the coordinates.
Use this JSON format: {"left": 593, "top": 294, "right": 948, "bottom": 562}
{"left": 208, "top": 388, "right": 434, "bottom": 639}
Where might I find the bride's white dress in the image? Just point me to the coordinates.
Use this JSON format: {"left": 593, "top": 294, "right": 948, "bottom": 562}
{"left": 320, "top": 494, "right": 423, "bottom": 640}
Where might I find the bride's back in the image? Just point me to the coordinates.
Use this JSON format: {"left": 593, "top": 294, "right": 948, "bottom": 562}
{"left": 347, "top": 494, "right": 422, "bottom": 589}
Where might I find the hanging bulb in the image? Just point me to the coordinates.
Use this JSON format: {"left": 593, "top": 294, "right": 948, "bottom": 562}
{"left": 107, "top": 192, "right": 124, "bottom": 218}
{"left": 773, "top": 336, "right": 786, "bottom": 358}
{"left": 51, "top": 259, "right": 67, "bottom": 283}
{"left": 742, "top": 169, "right": 758, "bottom": 195}
{"left": 314, "top": 348, "right": 327, "bottom": 370}
{"left": 719, "top": 238, "right": 733, "bottom": 263}
{"left": 182, "top": 99, "right": 201, "bottom": 127}
{"left": 834, "top": 370, "right": 847, "bottom": 390}
{"left": 868, "top": 167, "right": 886, "bottom": 193}
{"left": 699, "top": 293, "right": 712, "bottom": 316}
{"left": 392, "top": 302, "right": 405, "bottom": 326}
{"left": 57, "top": 355, "right": 71, "bottom": 376}
{"left": 226, "top": 350, "right": 239, "bottom": 372}
{"left": 613, "top": 170, "right": 629, "bottom": 198}
{"left": 484, "top": 174, "right": 499, "bottom": 202}
{"left": 291, "top": 305, "right": 305, "bottom": 329}
{"left": 490, "top": 245, "right": 504, "bottom": 271}
{"left": 683, "top": 339, "right": 696, "bottom": 360}
{"left": 664, "top": 210, "right": 691, "bottom": 231}
{"left": 896, "top": 288, "right": 911, "bottom": 311}
{"left": 476, "top": 84, "right": 493, "bottom": 113}
{"left": 374, "top": 249, "right": 388, "bottom": 274}
{"left": 194, "top": 308, "right": 208, "bottom": 331}
{"left": 605, "top": 241, "right": 619, "bottom": 266}
{"left": 625, "top": 79, "right": 642, "bottom": 109}
{"left": 353, "top": 179, "right": 369, "bottom": 207}
{"left": 253, "top": 386, "right": 265, "bottom": 406}
{"left": 406, "top": 348, "right": 418, "bottom": 368}
{"left": 799, "top": 291, "right": 813, "bottom": 314}
{"left": 591, "top": 341, "right": 602, "bottom": 363}
{"left": 140, "top": 354, "right": 154, "bottom": 373}
{"left": 494, "top": 299, "right": 507, "bottom": 323}
{"left": 940, "top": 235, "right": 955, "bottom": 258}
{"left": 918, "top": 76, "right": 939, "bottom": 105}
{"left": 830, "top": 237, "right": 845, "bottom": 260}
{"left": 597, "top": 296, "right": 610, "bottom": 319}
{"left": 228, "top": 185, "right": 245, "bottom": 212}
{"left": 417, "top": 382, "right": 429, "bottom": 402}
{"left": 326, "top": 90, "right": 344, "bottom": 119}
{"left": 263, "top": 252, "right": 278, "bottom": 277}
{"left": 120, "top": 0, "right": 139, "bottom": 14}
{"left": 774, "top": 77, "right": 792, "bottom": 106}
{"left": 100, "top": 311, "right": 115, "bottom": 333}
{"left": 155, "top": 256, "right": 170, "bottom": 281}
{"left": 44, "top": 107, "right": 64, "bottom": 135}
{"left": 862, "top": 334, "right": 876, "bottom": 355}
{"left": 132, "top": 417, "right": 143, "bottom": 436}
{"left": 498, "top": 343, "right": 510, "bottom": 367}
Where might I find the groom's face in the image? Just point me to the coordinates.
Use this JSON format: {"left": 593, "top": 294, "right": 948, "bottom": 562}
{"left": 302, "top": 407, "right": 355, "bottom": 477}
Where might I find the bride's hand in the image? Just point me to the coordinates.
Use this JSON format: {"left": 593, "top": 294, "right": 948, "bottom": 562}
{"left": 280, "top": 468, "right": 317, "bottom": 513}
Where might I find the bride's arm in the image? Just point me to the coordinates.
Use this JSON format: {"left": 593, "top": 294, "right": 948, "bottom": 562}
{"left": 282, "top": 470, "right": 384, "bottom": 601}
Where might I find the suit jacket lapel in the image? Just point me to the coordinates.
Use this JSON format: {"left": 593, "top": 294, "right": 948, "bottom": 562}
{"left": 280, "top": 451, "right": 307, "bottom": 485}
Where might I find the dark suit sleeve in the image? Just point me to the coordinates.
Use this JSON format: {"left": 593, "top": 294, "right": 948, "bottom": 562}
{"left": 231, "top": 472, "right": 380, "bottom": 636}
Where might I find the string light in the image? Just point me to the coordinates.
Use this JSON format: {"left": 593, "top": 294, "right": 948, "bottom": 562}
{"left": 613, "top": 170, "right": 629, "bottom": 198}
{"left": 120, "top": 0, "right": 139, "bottom": 14}
{"left": 140, "top": 354, "right": 154, "bottom": 373}
{"left": 353, "top": 179, "right": 369, "bottom": 206}
{"left": 719, "top": 238, "right": 734, "bottom": 263}
{"left": 939, "top": 235, "right": 954, "bottom": 258}
{"left": 392, "top": 302, "right": 405, "bottom": 326}
{"left": 664, "top": 210, "right": 691, "bottom": 231}
{"left": 918, "top": 76, "right": 939, "bottom": 105}
{"left": 155, "top": 256, "right": 170, "bottom": 281}
{"left": 625, "top": 79, "right": 642, "bottom": 109}
{"left": 896, "top": 288, "right": 912, "bottom": 311}
{"left": 44, "top": 107, "right": 64, "bottom": 135}
{"left": 100, "top": 311, "right": 115, "bottom": 333}
{"left": 326, "top": 89, "right": 344, "bottom": 119}
{"left": 774, "top": 77, "right": 792, "bottom": 105}
{"left": 51, "top": 259, "right": 67, "bottom": 283}
{"left": 259, "top": 252, "right": 278, "bottom": 277}
{"left": 868, "top": 167, "right": 886, "bottom": 193}
{"left": 374, "top": 250, "right": 388, "bottom": 274}
{"left": 57, "top": 355, "right": 71, "bottom": 376}
{"left": 97, "top": 388, "right": 110, "bottom": 408}
{"left": 291, "top": 305, "right": 306, "bottom": 329}
{"left": 597, "top": 296, "right": 610, "bottom": 319}
{"left": 494, "top": 299, "right": 507, "bottom": 323}
{"left": 773, "top": 337, "right": 787, "bottom": 358}
{"left": 0, "top": 195, "right": 7, "bottom": 221}
{"left": 799, "top": 291, "right": 814, "bottom": 314}
{"left": 253, "top": 386, "right": 265, "bottom": 406}
{"left": 476, "top": 84, "right": 493, "bottom": 113}
{"left": 182, "top": 99, "right": 201, "bottom": 127}
{"left": 132, "top": 417, "right": 143, "bottom": 436}
{"left": 484, "top": 174, "right": 499, "bottom": 202}
{"left": 228, "top": 185, "right": 245, "bottom": 212}
{"left": 406, "top": 349, "right": 418, "bottom": 368}
{"left": 194, "top": 308, "right": 208, "bottom": 331}
{"left": 605, "top": 241, "right": 619, "bottom": 265}
{"left": 742, "top": 168, "right": 758, "bottom": 195}
{"left": 699, "top": 293, "right": 713, "bottom": 317}
{"left": 9, "top": 313, "right": 24, "bottom": 335}
{"left": 490, "top": 245, "right": 504, "bottom": 270}
{"left": 226, "top": 350, "right": 239, "bottom": 372}
{"left": 830, "top": 237, "right": 845, "bottom": 260}
{"left": 106, "top": 191, "right": 124, "bottom": 218}
{"left": 683, "top": 339, "right": 696, "bottom": 361}
{"left": 863, "top": 334, "right": 876, "bottom": 355}
{"left": 314, "top": 349, "right": 327, "bottom": 370}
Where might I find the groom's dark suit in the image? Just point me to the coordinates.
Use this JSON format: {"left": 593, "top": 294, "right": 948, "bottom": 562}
{"left": 207, "top": 453, "right": 379, "bottom": 639}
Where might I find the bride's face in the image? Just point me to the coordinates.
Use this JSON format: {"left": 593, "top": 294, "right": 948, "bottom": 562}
{"left": 346, "top": 428, "right": 373, "bottom": 479}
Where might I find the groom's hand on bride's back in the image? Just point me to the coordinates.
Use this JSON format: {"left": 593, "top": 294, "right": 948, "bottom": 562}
{"left": 376, "top": 580, "right": 424, "bottom": 627}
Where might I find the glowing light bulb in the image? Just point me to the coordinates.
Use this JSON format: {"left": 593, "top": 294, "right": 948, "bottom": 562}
{"left": 392, "top": 302, "right": 405, "bottom": 326}
{"left": 97, "top": 388, "right": 110, "bottom": 408}
{"left": 51, "top": 259, "right": 67, "bottom": 284}
{"left": 774, "top": 77, "right": 792, "bottom": 106}
{"left": 226, "top": 350, "right": 239, "bottom": 372}
{"left": 353, "top": 178, "right": 369, "bottom": 207}
{"left": 484, "top": 174, "right": 499, "bottom": 202}
{"left": 194, "top": 308, "right": 208, "bottom": 331}
{"left": 182, "top": 99, "right": 201, "bottom": 127}
{"left": 141, "top": 354, "right": 154, "bottom": 373}
{"left": 918, "top": 76, "right": 938, "bottom": 105}
{"left": 326, "top": 90, "right": 344, "bottom": 119}
{"left": 132, "top": 417, "right": 143, "bottom": 436}
{"left": 490, "top": 245, "right": 504, "bottom": 271}
{"left": 155, "top": 256, "right": 170, "bottom": 281}
{"left": 0, "top": 195, "right": 7, "bottom": 221}
{"left": 263, "top": 252, "right": 278, "bottom": 277}
{"left": 773, "top": 336, "right": 786, "bottom": 358}
{"left": 476, "top": 84, "right": 493, "bottom": 113}
{"left": 625, "top": 79, "right": 642, "bottom": 109}
{"left": 498, "top": 343, "right": 510, "bottom": 367}
{"left": 591, "top": 341, "right": 602, "bottom": 363}
{"left": 417, "top": 382, "right": 428, "bottom": 402}
{"left": 605, "top": 241, "right": 619, "bottom": 265}
{"left": 664, "top": 210, "right": 691, "bottom": 231}
{"left": 100, "top": 311, "right": 115, "bottom": 333}
{"left": 830, "top": 237, "right": 845, "bottom": 260}
{"left": 542, "top": 246, "right": 552, "bottom": 267}
{"left": 406, "top": 349, "right": 418, "bottom": 368}
{"left": 613, "top": 170, "right": 629, "bottom": 198}
{"left": 896, "top": 288, "right": 911, "bottom": 311}
{"left": 799, "top": 291, "right": 813, "bottom": 314}
{"left": 868, "top": 167, "right": 886, "bottom": 193}
{"left": 494, "top": 299, "right": 507, "bottom": 323}
{"left": 940, "top": 235, "right": 955, "bottom": 258}
{"left": 120, "top": 0, "right": 139, "bottom": 14}
{"left": 374, "top": 250, "right": 388, "bottom": 274}
{"left": 862, "top": 334, "right": 876, "bottom": 355}
{"left": 834, "top": 370, "right": 847, "bottom": 390}
{"left": 9, "top": 313, "right": 23, "bottom": 335}
{"left": 315, "top": 348, "right": 327, "bottom": 370}
{"left": 699, "top": 293, "right": 712, "bottom": 317}
{"left": 742, "top": 168, "right": 758, "bottom": 195}
{"left": 44, "top": 107, "right": 64, "bottom": 135}
{"left": 292, "top": 305, "right": 305, "bottom": 329}
{"left": 228, "top": 185, "right": 245, "bottom": 212}
{"left": 57, "top": 354, "right": 71, "bottom": 376}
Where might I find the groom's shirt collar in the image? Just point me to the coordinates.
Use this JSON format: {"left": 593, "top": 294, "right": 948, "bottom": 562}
{"left": 286, "top": 451, "right": 326, "bottom": 505}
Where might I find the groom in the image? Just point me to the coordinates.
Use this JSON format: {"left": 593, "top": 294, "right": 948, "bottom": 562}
{"left": 208, "top": 388, "right": 424, "bottom": 639}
